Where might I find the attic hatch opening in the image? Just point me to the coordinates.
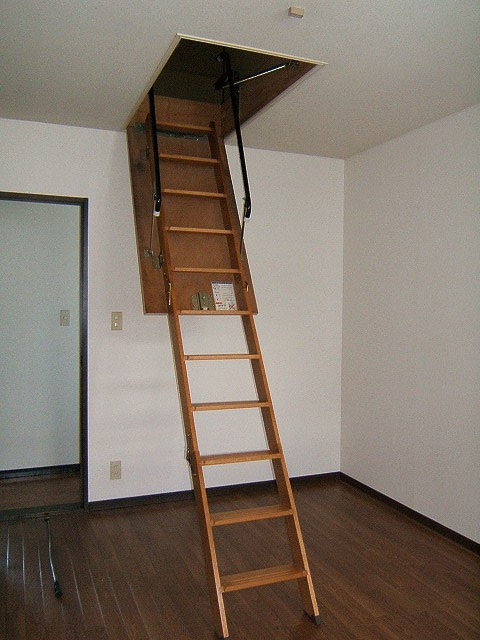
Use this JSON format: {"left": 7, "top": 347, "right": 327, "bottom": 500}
{"left": 148, "top": 35, "right": 324, "bottom": 136}
{"left": 126, "top": 36, "right": 324, "bottom": 314}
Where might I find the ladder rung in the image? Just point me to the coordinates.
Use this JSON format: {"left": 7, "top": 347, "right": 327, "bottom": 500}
{"left": 221, "top": 565, "right": 307, "bottom": 593}
{"left": 200, "top": 450, "right": 281, "bottom": 466}
{"left": 210, "top": 504, "right": 293, "bottom": 527}
{"left": 173, "top": 267, "right": 241, "bottom": 275}
{"left": 166, "top": 226, "right": 234, "bottom": 236}
{"left": 156, "top": 121, "right": 214, "bottom": 135}
{"left": 192, "top": 400, "right": 270, "bottom": 411}
{"left": 179, "top": 310, "right": 250, "bottom": 316}
{"left": 185, "top": 353, "right": 260, "bottom": 361}
{"left": 159, "top": 153, "right": 219, "bottom": 166}
{"left": 162, "top": 188, "right": 226, "bottom": 199}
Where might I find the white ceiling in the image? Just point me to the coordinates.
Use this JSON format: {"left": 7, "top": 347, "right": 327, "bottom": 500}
{"left": 1, "top": 1, "right": 479, "bottom": 158}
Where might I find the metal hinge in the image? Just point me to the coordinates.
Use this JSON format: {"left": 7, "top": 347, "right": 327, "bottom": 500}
{"left": 144, "top": 249, "right": 163, "bottom": 270}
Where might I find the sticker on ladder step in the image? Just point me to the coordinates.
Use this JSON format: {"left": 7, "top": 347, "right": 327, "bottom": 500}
{"left": 211, "top": 282, "right": 237, "bottom": 311}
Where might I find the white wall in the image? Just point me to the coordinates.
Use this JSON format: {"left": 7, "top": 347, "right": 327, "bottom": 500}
{"left": 0, "top": 119, "right": 179, "bottom": 500}
{"left": 342, "top": 105, "right": 480, "bottom": 542}
{"left": 227, "top": 146, "right": 344, "bottom": 478}
{"left": 2, "top": 107, "right": 476, "bottom": 542}
{"left": 0, "top": 118, "right": 343, "bottom": 501}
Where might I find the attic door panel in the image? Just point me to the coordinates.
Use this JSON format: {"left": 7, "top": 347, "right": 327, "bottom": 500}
{"left": 159, "top": 160, "right": 219, "bottom": 193}
{"left": 127, "top": 96, "right": 258, "bottom": 313}
{"left": 167, "top": 233, "right": 233, "bottom": 270}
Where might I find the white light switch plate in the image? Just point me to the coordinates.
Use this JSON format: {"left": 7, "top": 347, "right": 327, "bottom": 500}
{"left": 111, "top": 311, "right": 123, "bottom": 330}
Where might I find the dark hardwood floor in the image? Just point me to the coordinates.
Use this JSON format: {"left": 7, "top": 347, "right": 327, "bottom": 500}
{"left": 1, "top": 477, "right": 479, "bottom": 639}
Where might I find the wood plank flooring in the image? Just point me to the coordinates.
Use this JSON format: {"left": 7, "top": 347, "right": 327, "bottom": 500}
{"left": 1, "top": 477, "right": 479, "bottom": 639}
{"left": 0, "top": 472, "right": 82, "bottom": 513}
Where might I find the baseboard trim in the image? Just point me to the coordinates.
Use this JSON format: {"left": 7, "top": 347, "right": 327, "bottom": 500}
{"left": 87, "top": 472, "right": 342, "bottom": 512}
{"left": 87, "top": 471, "right": 478, "bottom": 555}
{"left": 339, "top": 473, "right": 479, "bottom": 555}
{"left": 0, "top": 464, "right": 80, "bottom": 481}
{"left": 88, "top": 489, "right": 194, "bottom": 511}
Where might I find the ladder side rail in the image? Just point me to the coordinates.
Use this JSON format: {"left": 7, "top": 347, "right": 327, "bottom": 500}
{"left": 208, "top": 120, "right": 291, "bottom": 462}
{"left": 207, "top": 120, "right": 259, "bottom": 313}
{"left": 208, "top": 119, "right": 303, "bottom": 476}
{"left": 166, "top": 308, "right": 229, "bottom": 638}
{"left": 155, "top": 154, "right": 229, "bottom": 638}
{"left": 208, "top": 119, "right": 321, "bottom": 622}
{"left": 157, "top": 213, "right": 204, "bottom": 526}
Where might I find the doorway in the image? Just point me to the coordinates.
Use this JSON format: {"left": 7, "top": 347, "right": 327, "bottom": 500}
{"left": 0, "top": 192, "right": 87, "bottom": 515}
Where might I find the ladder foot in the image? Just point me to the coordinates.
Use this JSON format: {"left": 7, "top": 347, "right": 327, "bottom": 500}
{"left": 304, "top": 610, "right": 322, "bottom": 626}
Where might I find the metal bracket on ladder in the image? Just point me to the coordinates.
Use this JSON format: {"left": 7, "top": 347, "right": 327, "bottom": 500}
{"left": 143, "top": 248, "right": 163, "bottom": 270}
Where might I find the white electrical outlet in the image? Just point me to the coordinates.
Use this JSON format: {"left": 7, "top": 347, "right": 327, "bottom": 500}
{"left": 110, "top": 460, "right": 121, "bottom": 480}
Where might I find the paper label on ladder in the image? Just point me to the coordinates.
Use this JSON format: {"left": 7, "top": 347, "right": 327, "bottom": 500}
{"left": 211, "top": 282, "right": 237, "bottom": 310}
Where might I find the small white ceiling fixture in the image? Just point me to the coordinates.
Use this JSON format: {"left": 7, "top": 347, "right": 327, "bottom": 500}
{"left": 288, "top": 6, "right": 305, "bottom": 18}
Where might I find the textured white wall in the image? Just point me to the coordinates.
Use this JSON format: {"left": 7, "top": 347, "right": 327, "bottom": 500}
{"left": 0, "top": 118, "right": 344, "bottom": 501}
{"left": 342, "top": 105, "right": 480, "bottom": 542}
{"left": 227, "top": 146, "right": 344, "bottom": 478}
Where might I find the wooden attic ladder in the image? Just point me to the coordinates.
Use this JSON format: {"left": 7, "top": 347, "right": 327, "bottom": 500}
{"left": 140, "top": 93, "right": 320, "bottom": 638}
